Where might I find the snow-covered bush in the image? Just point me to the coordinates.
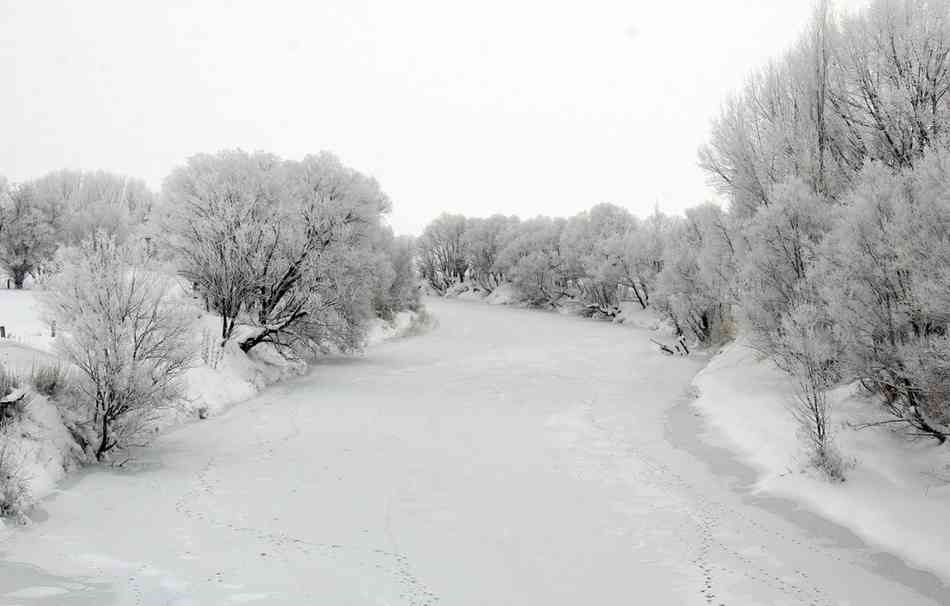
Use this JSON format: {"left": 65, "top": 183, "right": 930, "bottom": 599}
{"left": 773, "top": 303, "right": 844, "bottom": 479}
{"left": 45, "top": 234, "right": 195, "bottom": 460}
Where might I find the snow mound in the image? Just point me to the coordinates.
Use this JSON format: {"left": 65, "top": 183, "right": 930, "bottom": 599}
{"left": 614, "top": 301, "right": 673, "bottom": 333}
{"left": 365, "top": 309, "right": 432, "bottom": 346}
{"left": 443, "top": 282, "right": 488, "bottom": 300}
{"left": 11, "top": 394, "right": 85, "bottom": 505}
{"left": 483, "top": 283, "right": 517, "bottom": 305}
{"left": 178, "top": 310, "right": 308, "bottom": 420}
{"left": 693, "top": 340, "right": 950, "bottom": 582}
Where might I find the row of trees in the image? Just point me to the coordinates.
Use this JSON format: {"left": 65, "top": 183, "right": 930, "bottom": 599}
{"left": 418, "top": 0, "right": 950, "bottom": 476}
{"left": 0, "top": 171, "right": 154, "bottom": 287}
{"left": 1, "top": 150, "right": 418, "bottom": 460}
{"left": 418, "top": 206, "right": 668, "bottom": 312}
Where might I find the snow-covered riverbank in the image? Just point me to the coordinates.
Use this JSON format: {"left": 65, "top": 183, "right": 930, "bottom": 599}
{"left": 0, "top": 288, "right": 424, "bottom": 518}
{"left": 693, "top": 341, "right": 950, "bottom": 585}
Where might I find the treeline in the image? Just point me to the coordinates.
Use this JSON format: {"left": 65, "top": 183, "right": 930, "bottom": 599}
{"left": 418, "top": 207, "right": 668, "bottom": 315}
{"left": 0, "top": 150, "right": 418, "bottom": 460}
{"left": 418, "top": 0, "right": 950, "bottom": 476}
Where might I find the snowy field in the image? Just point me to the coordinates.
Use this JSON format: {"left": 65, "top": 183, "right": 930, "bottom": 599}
{"left": 0, "top": 297, "right": 947, "bottom": 604}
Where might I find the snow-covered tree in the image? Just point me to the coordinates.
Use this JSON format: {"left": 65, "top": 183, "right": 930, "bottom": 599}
{"left": 463, "top": 214, "right": 519, "bottom": 291}
{"left": 818, "top": 154, "right": 950, "bottom": 440}
{"left": 655, "top": 204, "right": 736, "bottom": 343}
{"left": 26, "top": 170, "right": 156, "bottom": 247}
{"left": 163, "top": 150, "right": 285, "bottom": 340}
{"left": 417, "top": 213, "right": 468, "bottom": 292}
{"left": 494, "top": 216, "right": 568, "bottom": 306}
{"left": 830, "top": 0, "right": 950, "bottom": 171}
{"left": 774, "top": 302, "right": 843, "bottom": 478}
{"left": 735, "top": 178, "right": 834, "bottom": 354}
{"left": 615, "top": 207, "right": 671, "bottom": 309}
{"left": 559, "top": 203, "right": 636, "bottom": 314}
{"left": 237, "top": 152, "right": 391, "bottom": 353}
{"left": 164, "top": 150, "right": 392, "bottom": 353}
{"left": 0, "top": 183, "right": 57, "bottom": 288}
{"left": 45, "top": 234, "right": 194, "bottom": 460}
{"left": 373, "top": 230, "right": 420, "bottom": 319}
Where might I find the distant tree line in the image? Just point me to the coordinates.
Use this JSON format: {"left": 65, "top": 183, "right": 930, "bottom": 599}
{"left": 417, "top": 0, "right": 950, "bottom": 476}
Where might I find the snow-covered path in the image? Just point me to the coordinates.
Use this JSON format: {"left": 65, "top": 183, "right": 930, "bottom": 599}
{"left": 2, "top": 298, "right": 948, "bottom": 605}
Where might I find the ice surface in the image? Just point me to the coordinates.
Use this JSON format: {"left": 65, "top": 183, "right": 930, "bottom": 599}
{"left": 1, "top": 298, "right": 947, "bottom": 604}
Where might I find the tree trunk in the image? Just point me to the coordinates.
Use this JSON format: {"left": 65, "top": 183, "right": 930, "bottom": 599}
{"left": 630, "top": 284, "right": 647, "bottom": 310}
{"left": 96, "top": 415, "right": 112, "bottom": 460}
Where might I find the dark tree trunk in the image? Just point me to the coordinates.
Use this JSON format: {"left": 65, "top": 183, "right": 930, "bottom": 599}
{"left": 96, "top": 415, "right": 113, "bottom": 460}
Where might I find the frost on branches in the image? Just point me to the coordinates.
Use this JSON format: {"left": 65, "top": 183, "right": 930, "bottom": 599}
{"left": 44, "top": 235, "right": 193, "bottom": 460}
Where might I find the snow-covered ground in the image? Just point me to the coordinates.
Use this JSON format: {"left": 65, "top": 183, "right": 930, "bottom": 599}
{"left": 1, "top": 297, "right": 947, "bottom": 604}
{"left": 692, "top": 341, "right": 950, "bottom": 585}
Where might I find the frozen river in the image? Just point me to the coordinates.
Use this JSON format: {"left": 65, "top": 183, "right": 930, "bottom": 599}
{"left": 1, "top": 298, "right": 948, "bottom": 605}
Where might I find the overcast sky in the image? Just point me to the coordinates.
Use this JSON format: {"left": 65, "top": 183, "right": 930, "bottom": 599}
{"left": 1, "top": 1, "right": 868, "bottom": 235}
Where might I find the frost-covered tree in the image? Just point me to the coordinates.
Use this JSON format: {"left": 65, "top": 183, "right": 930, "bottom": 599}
{"left": 495, "top": 216, "right": 568, "bottom": 306}
{"left": 774, "top": 302, "right": 843, "bottom": 478}
{"left": 615, "top": 207, "right": 672, "bottom": 309}
{"left": 463, "top": 214, "right": 519, "bottom": 291}
{"left": 26, "top": 170, "right": 156, "bottom": 247}
{"left": 237, "top": 152, "right": 391, "bottom": 353}
{"left": 559, "top": 204, "right": 636, "bottom": 314}
{"left": 736, "top": 178, "right": 834, "bottom": 354}
{"left": 0, "top": 183, "right": 57, "bottom": 288}
{"left": 818, "top": 154, "right": 950, "bottom": 440}
{"left": 373, "top": 230, "right": 420, "bottom": 318}
{"left": 45, "top": 235, "right": 194, "bottom": 459}
{"left": 830, "top": 0, "right": 950, "bottom": 171}
{"left": 417, "top": 213, "right": 468, "bottom": 292}
{"left": 655, "top": 204, "right": 736, "bottom": 343}
{"left": 163, "top": 150, "right": 283, "bottom": 340}
{"left": 164, "top": 150, "right": 392, "bottom": 353}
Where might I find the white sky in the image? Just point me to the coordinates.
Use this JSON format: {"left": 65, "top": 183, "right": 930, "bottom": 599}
{"left": 0, "top": 1, "right": 868, "bottom": 235}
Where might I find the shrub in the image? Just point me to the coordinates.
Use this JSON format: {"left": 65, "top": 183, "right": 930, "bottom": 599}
{"left": 0, "top": 365, "right": 19, "bottom": 398}
{"left": 199, "top": 329, "right": 224, "bottom": 370}
{"left": 0, "top": 425, "right": 31, "bottom": 518}
{"left": 30, "top": 362, "right": 68, "bottom": 398}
